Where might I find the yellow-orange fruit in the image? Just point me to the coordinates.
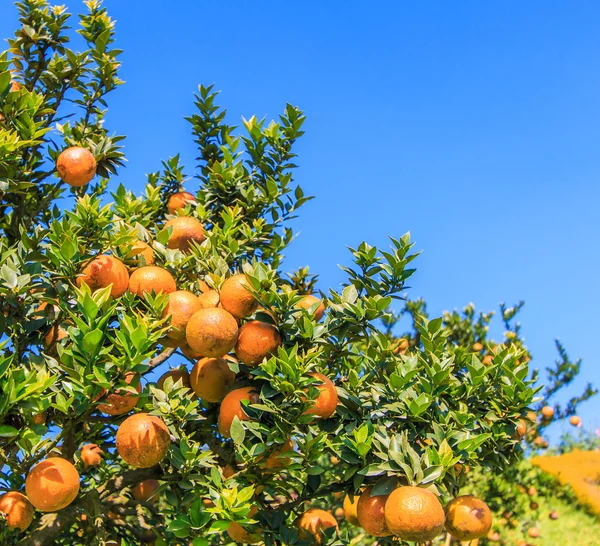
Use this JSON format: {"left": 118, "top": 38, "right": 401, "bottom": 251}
{"left": 472, "top": 342, "right": 483, "bottom": 352}
{"left": 514, "top": 420, "right": 527, "bottom": 439}
{"left": 197, "top": 290, "right": 220, "bottom": 309}
{"left": 116, "top": 413, "right": 170, "bottom": 468}
{"left": 218, "top": 386, "right": 260, "bottom": 438}
{"left": 186, "top": 307, "right": 239, "bottom": 358}
{"left": 227, "top": 506, "right": 261, "bottom": 544}
{"left": 129, "top": 266, "right": 176, "bottom": 296}
{"left": 197, "top": 279, "right": 210, "bottom": 293}
{"left": 384, "top": 486, "right": 445, "bottom": 541}
{"left": 25, "top": 457, "right": 80, "bottom": 512}
{"left": 527, "top": 486, "right": 537, "bottom": 497}
{"left": 157, "top": 367, "right": 191, "bottom": 390}
{"left": 219, "top": 274, "right": 259, "bottom": 319}
{"left": 222, "top": 464, "right": 236, "bottom": 479}
{"left": 541, "top": 406, "right": 554, "bottom": 420}
{"left": 165, "top": 216, "right": 206, "bottom": 252}
{"left": 303, "top": 372, "right": 338, "bottom": 419}
{"left": 132, "top": 479, "right": 160, "bottom": 503}
{"left": 296, "top": 294, "right": 325, "bottom": 321}
{"left": 528, "top": 527, "right": 541, "bottom": 538}
{"left": 80, "top": 444, "right": 103, "bottom": 469}
{"left": 33, "top": 411, "right": 47, "bottom": 425}
{"left": 394, "top": 338, "right": 409, "bottom": 355}
{"left": 235, "top": 320, "right": 282, "bottom": 367}
{"left": 343, "top": 492, "right": 362, "bottom": 527}
{"left": 97, "top": 373, "right": 141, "bottom": 416}
{"left": 444, "top": 495, "right": 492, "bottom": 541}
{"left": 262, "top": 439, "right": 294, "bottom": 470}
{"left": 356, "top": 487, "right": 391, "bottom": 537}
{"left": 0, "top": 492, "right": 34, "bottom": 531}
{"left": 77, "top": 255, "right": 129, "bottom": 298}
{"left": 296, "top": 508, "right": 339, "bottom": 544}
{"left": 190, "top": 357, "right": 235, "bottom": 403}
{"left": 570, "top": 415, "right": 581, "bottom": 426}
{"left": 482, "top": 355, "right": 493, "bottom": 366}
{"left": 163, "top": 290, "right": 202, "bottom": 341}
{"left": 125, "top": 241, "right": 155, "bottom": 266}
{"left": 533, "top": 436, "right": 547, "bottom": 448}
{"left": 167, "top": 191, "right": 196, "bottom": 214}
{"left": 56, "top": 147, "right": 96, "bottom": 187}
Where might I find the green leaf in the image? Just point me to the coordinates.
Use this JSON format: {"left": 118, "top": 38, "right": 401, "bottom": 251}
{"left": 230, "top": 417, "right": 245, "bottom": 445}
{"left": 0, "top": 425, "right": 19, "bottom": 438}
{"left": 82, "top": 329, "right": 103, "bottom": 354}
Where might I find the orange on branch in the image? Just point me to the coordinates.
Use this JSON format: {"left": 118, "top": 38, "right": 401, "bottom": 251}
{"left": 218, "top": 386, "right": 260, "bottom": 438}
{"left": 295, "top": 294, "right": 325, "bottom": 321}
{"left": 296, "top": 508, "right": 338, "bottom": 544}
{"left": 185, "top": 307, "right": 239, "bottom": 358}
{"left": 116, "top": 413, "right": 170, "bottom": 468}
{"left": 157, "top": 367, "right": 191, "bottom": 390}
{"left": 197, "top": 289, "right": 220, "bottom": 309}
{"left": 129, "top": 266, "right": 176, "bottom": 296}
{"left": 235, "top": 320, "right": 282, "bottom": 367}
{"left": 56, "top": 146, "right": 96, "bottom": 187}
{"left": 165, "top": 216, "right": 206, "bottom": 252}
{"left": 444, "top": 495, "right": 493, "bottom": 541}
{"left": 262, "top": 439, "right": 294, "bottom": 470}
{"left": 80, "top": 443, "right": 103, "bottom": 469}
{"left": 25, "top": 457, "right": 80, "bottom": 512}
{"left": 96, "top": 372, "right": 141, "bottom": 416}
{"left": 394, "top": 338, "right": 409, "bottom": 355}
{"left": 190, "top": 357, "right": 235, "bottom": 402}
{"left": 132, "top": 479, "right": 160, "bottom": 504}
{"left": 227, "top": 506, "right": 261, "bottom": 544}
{"left": 541, "top": 406, "right": 554, "bottom": 420}
{"left": 356, "top": 486, "right": 391, "bottom": 537}
{"left": 303, "top": 372, "right": 338, "bottom": 419}
{"left": 0, "top": 492, "right": 34, "bottom": 531}
{"left": 179, "top": 342, "right": 202, "bottom": 360}
{"left": 163, "top": 290, "right": 202, "bottom": 342}
{"left": 167, "top": 191, "right": 196, "bottom": 214}
{"left": 219, "top": 274, "right": 259, "bottom": 319}
{"left": 343, "top": 492, "right": 361, "bottom": 527}
{"left": 125, "top": 240, "right": 155, "bottom": 266}
{"left": 77, "top": 255, "right": 129, "bottom": 298}
{"left": 570, "top": 415, "right": 581, "bottom": 426}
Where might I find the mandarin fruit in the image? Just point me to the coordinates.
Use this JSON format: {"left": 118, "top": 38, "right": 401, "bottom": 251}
{"left": 116, "top": 413, "right": 170, "bottom": 468}
{"left": 96, "top": 373, "right": 141, "bottom": 416}
{"left": 444, "top": 495, "right": 492, "bottom": 541}
{"left": 125, "top": 240, "right": 155, "bottom": 266}
{"left": 197, "top": 289, "right": 220, "bottom": 309}
{"left": 343, "top": 492, "right": 361, "bottom": 527}
{"left": 0, "top": 492, "right": 34, "bottom": 531}
{"left": 186, "top": 307, "right": 239, "bottom": 358}
{"left": 296, "top": 508, "right": 338, "bottom": 545}
{"left": 227, "top": 506, "right": 261, "bottom": 544}
{"left": 77, "top": 255, "right": 129, "bottom": 298}
{"left": 356, "top": 486, "right": 391, "bottom": 537}
{"left": 217, "top": 386, "right": 260, "bottom": 438}
{"left": 165, "top": 216, "right": 206, "bottom": 252}
{"left": 541, "top": 406, "right": 554, "bottom": 419}
{"left": 132, "top": 479, "right": 160, "bottom": 503}
{"left": 190, "top": 357, "right": 235, "bottom": 403}
{"left": 25, "top": 457, "right": 80, "bottom": 512}
{"left": 262, "top": 439, "right": 294, "bottom": 470}
{"left": 219, "top": 274, "right": 259, "bottom": 319}
{"left": 129, "top": 266, "right": 176, "bottom": 296}
{"left": 295, "top": 294, "right": 325, "bottom": 321}
{"left": 56, "top": 147, "right": 96, "bottom": 187}
{"left": 157, "top": 367, "right": 191, "bottom": 390}
{"left": 163, "top": 290, "right": 202, "bottom": 342}
{"left": 80, "top": 443, "right": 103, "bottom": 469}
{"left": 235, "top": 320, "right": 282, "bottom": 366}
{"left": 303, "top": 372, "right": 338, "bottom": 419}
{"left": 167, "top": 191, "right": 196, "bottom": 214}
{"left": 570, "top": 415, "right": 581, "bottom": 426}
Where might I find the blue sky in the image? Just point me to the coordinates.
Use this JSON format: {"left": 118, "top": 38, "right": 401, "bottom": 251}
{"left": 2, "top": 1, "right": 599, "bottom": 440}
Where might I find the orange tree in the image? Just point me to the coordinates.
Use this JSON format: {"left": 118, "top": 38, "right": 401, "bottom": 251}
{"left": 0, "top": 2, "right": 589, "bottom": 545}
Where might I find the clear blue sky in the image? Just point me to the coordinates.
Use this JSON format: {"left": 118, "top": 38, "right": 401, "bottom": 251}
{"left": 2, "top": 1, "right": 599, "bottom": 440}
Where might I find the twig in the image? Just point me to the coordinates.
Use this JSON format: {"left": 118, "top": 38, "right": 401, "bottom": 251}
{"left": 147, "top": 348, "right": 175, "bottom": 371}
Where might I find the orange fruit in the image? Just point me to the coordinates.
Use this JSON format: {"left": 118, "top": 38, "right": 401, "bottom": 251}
{"left": 356, "top": 486, "right": 391, "bottom": 537}
{"left": 296, "top": 508, "right": 339, "bottom": 544}
{"left": 185, "top": 307, "right": 239, "bottom": 357}
{"left": 125, "top": 240, "right": 155, "bottom": 266}
{"left": 163, "top": 290, "right": 202, "bottom": 341}
{"left": 533, "top": 437, "right": 547, "bottom": 448}
{"left": 394, "top": 338, "right": 409, "bottom": 355}
{"left": 116, "top": 413, "right": 170, "bottom": 468}
{"left": 570, "top": 415, "right": 581, "bottom": 426}
{"left": 96, "top": 373, "right": 141, "bottom": 415}
{"left": 514, "top": 419, "right": 527, "bottom": 439}
{"left": 472, "top": 342, "right": 483, "bottom": 352}
{"left": 0, "top": 491, "right": 34, "bottom": 531}
{"left": 56, "top": 146, "right": 96, "bottom": 187}
{"left": 218, "top": 386, "right": 260, "bottom": 438}
{"left": 129, "top": 266, "right": 177, "bottom": 296}
{"left": 527, "top": 411, "right": 538, "bottom": 423}
{"left": 482, "top": 355, "right": 493, "bottom": 366}
{"left": 197, "top": 279, "right": 211, "bottom": 293}
{"left": 262, "top": 439, "right": 294, "bottom": 470}
{"left": 549, "top": 510, "right": 559, "bottom": 520}
{"left": 190, "top": 357, "right": 236, "bottom": 403}
{"left": 81, "top": 444, "right": 103, "bottom": 469}
{"left": 197, "top": 289, "right": 220, "bottom": 309}
{"left": 528, "top": 527, "right": 541, "bottom": 538}
{"left": 167, "top": 191, "right": 196, "bottom": 214}
{"left": 343, "top": 492, "right": 361, "bottom": 527}
{"left": 541, "top": 406, "right": 554, "bottom": 419}
{"left": 222, "top": 464, "right": 236, "bottom": 478}
{"left": 179, "top": 342, "right": 202, "bottom": 360}
{"left": 444, "top": 495, "right": 492, "bottom": 541}
{"left": 33, "top": 411, "right": 47, "bottom": 425}
{"left": 157, "top": 367, "right": 191, "bottom": 390}
{"left": 25, "top": 457, "right": 80, "bottom": 512}
{"left": 235, "top": 320, "right": 282, "bottom": 366}
{"left": 219, "top": 274, "right": 259, "bottom": 319}
{"left": 132, "top": 479, "right": 160, "bottom": 503}
{"left": 303, "top": 372, "right": 338, "bottom": 419}
{"left": 77, "top": 255, "right": 129, "bottom": 298}
{"left": 527, "top": 487, "right": 537, "bottom": 497}
{"left": 227, "top": 506, "right": 261, "bottom": 544}
{"left": 165, "top": 216, "right": 206, "bottom": 252}
{"left": 296, "top": 295, "right": 325, "bottom": 321}
{"left": 384, "top": 486, "right": 445, "bottom": 541}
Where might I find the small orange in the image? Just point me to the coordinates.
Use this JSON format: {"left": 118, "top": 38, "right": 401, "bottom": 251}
{"left": 77, "top": 255, "right": 129, "bottom": 297}
{"left": 514, "top": 420, "right": 527, "bottom": 440}
{"left": 482, "top": 355, "right": 493, "bottom": 366}
{"left": 80, "top": 444, "right": 103, "bottom": 469}
{"left": 222, "top": 464, "right": 236, "bottom": 478}
{"left": 541, "top": 406, "right": 554, "bottom": 420}
{"left": 295, "top": 294, "right": 325, "bottom": 321}
{"left": 129, "top": 266, "right": 177, "bottom": 296}
{"left": 235, "top": 320, "right": 282, "bottom": 366}
{"left": 356, "top": 486, "right": 391, "bottom": 537}
{"left": 262, "top": 439, "right": 294, "bottom": 470}
{"left": 303, "top": 372, "right": 338, "bottom": 419}
{"left": 185, "top": 307, "right": 239, "bottom": 357}
{"left": 167, "top": 191, "right": 196, "bottom": 214}
{"left": 227, "top": 506, "right": 261, "bottom": 544}
{"left": 472, "top": 342, "right": 483, "bottom": 351}
{"left": 219, "top": 274, "right": 259, "bottom": 319}
{"left": 56, "top": 147, "right": 96, "bottom": 187}
{"left": 96, "top": 373, "right": 141, "bottom": 416}
{"left": 528, "top": 527, "right": 541, "bottom": 538}
{"left": 197, "top": 289, "right": 220, "bottom": 309}
{"left": 25, "top": 457, "right": 80, "bottom": 512}
{"left": 569, "top": 415, "right": 581, "bottom": 426}
{"left": 0, "top": 492, "right": 34, "bottom": 530}
{"left": 132, "top": 479, "right": 160, "bottom": 504}
{"left": 190, "top": 357, "right": 236, "bottom": 403}
{"left": 343, "top": 492, "right": 361, "bottom": 527}
{"left": 165, "top": 216, "right": 206, "bottom": 252}
{"left": 125, "top": 240, "right": 155, "bottom": 266}
{"left": 163, "top": 290, "right": 202, "bottom": 341}
{"left": 296, "top": 508, "right": 338, "bottom": 544}
{"left": 218, "top": 386, "right": 260, "bottom": 438}
{"left": 394, "top": 338, "right": 409, "bottom": 355}
{"left": 33, "top": 411, "right": 47, "bottom": 426}
{"left": 116, "top": 413, "right": 170, "bottom": 468}
{"left": 444, "top": 495, "right": 492, "bottom": 541}
{"left": 157, "top": 367, "right": 191, "bottom": 390}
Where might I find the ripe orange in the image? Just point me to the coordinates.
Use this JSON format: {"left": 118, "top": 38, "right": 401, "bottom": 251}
{"left": 81, "top": 443, "right": 103, "bottom": 469}
{"left": 222, "top": 464, "right": 236, "bottom": 478}
{"left": 218, "top": 386, "right": 260, "bottom": 438}
{"left": 33, "top": 411, "right": 47, "bottom": 425}
{"left": 514, "top": 420, "right": 527, "bottom": 439}
{"left": 227, "top": 506, "right": 261, "bottom": 544}
{"left": 179, "top": 342, "right": 202, "bottom": 360}
{"left": 157, "top": 367, "right": 191, "bottom": 390}
{"left": 125, "top": 240, "right": 155, "bottom": 266}
{"left": 444, "top": 495, "right": 492, "bottom": 541}
{"left": 356, "top": 486, "right": 391, "bottom": 537}
{"left": 197, "top": 289, "right": 220, "bottom": 309}
{"left": 56, "top": 146, "right": 96, "bottom": 186}
{"left": 235, "top": 320, "right": 282, "bottom": 367}
{"left": 527, "top": 411, "right": 538, "bottom": 423}
{"left": 472, "top": 342, "right": 483, "bottom": 352}
{"left": 528, "top": 527, "right": 541, "bottom": 538}
{"left": 96, "top": 373, "right": 141, "bottom": 416}
{"left": 165, "top": 216, "right": 206, "bottom": 252}
{"left": 25, "top": 457, "right": 80, "bottom": 512}
{"left": 116, "top": 413, "right": 170, "bottom": 468}
{"left": 570, "top": 415, "right": 581, "bottom": 426}
{"left": 296, "top": 508, "right": 339, "bottom": 544}
{"left": 197, "top": 279, "right": 211, "bottom": 293}
{"left": 482, "top": 355, "right": 494, "bottom": 366}
{"left": 219, "top": 274, "right": 259, "bottom": 319}
{"left": 487, "top": 530, "right": 501, "bottom": 542}
{"left": 533, "top": 437, "right": 547, "bottom": 448}
{"left": 132, "top": 479, "right": 160, "bottom": 504}
{"left": 394, "top": 338, "right": 409, "bottom": 355}
{"left": 0, "top": 491, "right": 34, "bottom": 531}
{"left": 167, "top": 191, "right": 196, "bottom": 214}
{"left": 262, "top": 439, "right": 294, "bottom": 470}
{"left": 185, "top": 307, "right": 239, "bottom": 357}
{"left": 343, "top": 492, "right": 361, "bottom": 527}
{"left": 77, "top": 255, "right": 129, "bottom": 298}
{"left": 527, "top": 487, "right": 537, "bottom": 497}
{"left": 549, "top": 510, "right": 559, "bottom": 520}
{"left": 163, "top": 290, "right": 202, "bottom": 342}
{"left": 129, "top": 266, "right": 177, "bottom": 296}
{"left": 190, "top": 357, "right": 236, "bottom": 402}
{"left": 303, "top": 372, "right": 338, "bottom": 419}
{"left": 384, "top": 486, "right": 445, "bottom": 541}
{"left": 296, "top": 294, "right": 325, "bottom": 321}
{"left": 541, "top": 406, "right": 554, "bottom": 420}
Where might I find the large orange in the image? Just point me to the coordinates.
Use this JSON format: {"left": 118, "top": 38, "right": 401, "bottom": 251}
{"left": 197, "top": 289, "right": 220, "bottom": 309}
{"left": 185, "top": 307, "right": 239, "bottom": 357}
{"left": 296, "top": 294, "right": 325, "bottom": 321}
{"left": 165, "top": 216, "right": 206, "bottom": 252}
{"left": 444, "top": 495, "right": 492, "bottom": 541}
{"left": 235, "top": 320, "right": 282, "bottom": 366}
{"left": 296, "top": 508, "right": 339, "bottom": 544}
{"left": 56, "top": 146, "right": 96, "bottom": 186}
{"left": 218, "top": 386, "right": 260, "bottom": 438}
{"left": 96, "top": 373, "right": 141, "bottom": 415}
{"left": 132, "top": 479, "right": 160, "bottom": 504}
{"left": 80, "top": 443, "right": 103, "bottom": 469}
{"left": 303, "top": 372, "right": 338, "bottom": 419}
{"left": 227, "top": 506, "right": 261, "bottom": 544}
{"left": 190, "top": 357, "right": 236, "bottom": 402}
{"left": 125, "top": 240, "right": 155, "bottom": 266}
{"left": 0, "top": 491, "right": 34, "bottom": 530}
{"left": 262, "top": 438, "right": 294, "bottom": 470}
{"left": 116, "top": 413, "right": 170, "bottom": 468}
{"left": 167, "top": 191, "right": 196, "bottom": 214}
{"left": 25, "top": 457, "right": 80, "bottom": 512}
{"left": 163, "top": 290, "right": 202, "bottom": 342}
{"left": 77, "top": 255, "right": 129, "bottom": 297}
{"left": 157, "top": 367, "right": 191, "bottom": 390}
{"left": 219, "top": 274, "right": 259, "bottom": 319}
{"left": 129, "top": 266, "right": 177, "bottom": 296}
{"left": 384, "top": 486, "right": 445, "bottom": 541}
{"left": 356, "top": 486, "right": 391, "bottom": 537}
{"left": 343, "top": 492, "right": 361, "bottom": 527}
